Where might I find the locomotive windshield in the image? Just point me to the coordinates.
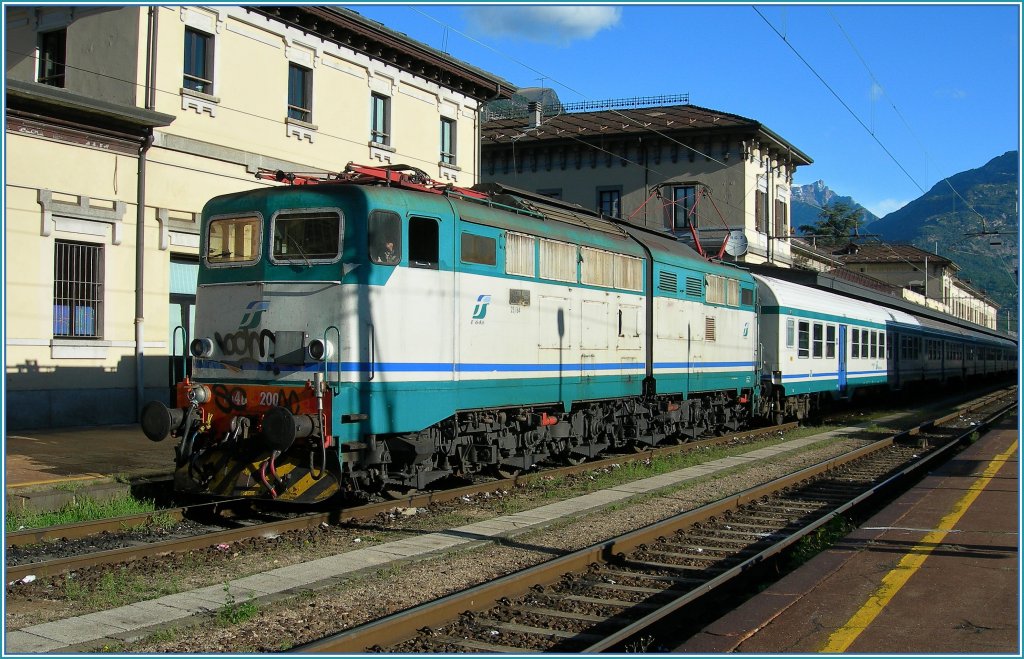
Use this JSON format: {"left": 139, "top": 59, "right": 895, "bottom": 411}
{"left": 271, "top": 210, "right": 342, "bottom": 264}
{"left": 207, "top": 214, "right": 262, "bottom": 265}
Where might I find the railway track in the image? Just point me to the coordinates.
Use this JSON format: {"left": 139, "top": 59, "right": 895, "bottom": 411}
{"left": 5, "top": 388, "right": 1011, "bottom": 586}
{"left": 5, "top": 422, "right": 796, "bottom": 582}
{"left": 289, "top": 394, "right": 1015, "bottom": 653}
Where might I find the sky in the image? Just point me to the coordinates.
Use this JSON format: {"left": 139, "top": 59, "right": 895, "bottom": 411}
{"left": 350, "top": 3, "right": 1021, "bottom": 218}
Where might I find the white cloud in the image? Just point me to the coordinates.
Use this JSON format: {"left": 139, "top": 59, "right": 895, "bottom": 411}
{"left": 870, "top": 82, "right": 884, "bottom": 102}
{"left": 935, "top": 88, "right": 968, "bottom": 100}
{"left": 463, "top": 6, "right": 621, "bottom": 46}
{"left": 868, "top": 198, "right": 909, "bottom": 218}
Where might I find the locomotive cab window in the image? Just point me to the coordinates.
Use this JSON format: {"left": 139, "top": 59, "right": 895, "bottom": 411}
{"left": 409, "top": 216, "right": 439, "bottom": 269}
{"left": 368, "top": 210, "right": 402, "bottom": 265}
{"left": 207, "top": 214, "right": 262, "bottom": 265}
{"left": 271, "top": 210, "right": 341, "bottom": 264}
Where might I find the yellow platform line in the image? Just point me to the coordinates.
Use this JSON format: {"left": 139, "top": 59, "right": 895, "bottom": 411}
{"left": 821, "top": 439, "right": 1018, "bottom": 653}
{"left": 7, "top": 473, "right": 108, "bottom": 489}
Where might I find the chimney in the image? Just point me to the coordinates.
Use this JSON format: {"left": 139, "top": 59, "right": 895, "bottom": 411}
{"left": 527, "top": 101, "right": 542, "bottom": 128}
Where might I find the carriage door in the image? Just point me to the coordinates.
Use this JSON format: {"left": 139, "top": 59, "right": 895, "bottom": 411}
{"left": 837, "top": 325, "right": 848, "bottom": 394}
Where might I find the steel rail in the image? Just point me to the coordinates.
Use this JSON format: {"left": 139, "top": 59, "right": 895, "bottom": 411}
{"left": 4, "top": 423, "right": 795, "bottom": 581}
{"left": 289, "top": 396, "right": 1015, "bottom": 654}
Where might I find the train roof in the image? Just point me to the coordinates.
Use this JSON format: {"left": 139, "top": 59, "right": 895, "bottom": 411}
{"left": 755, "top": 274, "right": 920, "bottom": 326}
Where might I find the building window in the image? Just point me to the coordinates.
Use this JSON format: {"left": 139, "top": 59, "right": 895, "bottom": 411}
{"left": 38, "top": 29, "right": 67, "bottom": 87}
{"left": 597, "top": 188, "right": 621, "bottom": 218}
{"left": 673, "top": 185, "right": 698, "bottom": 230}
{"left": 183, "top": 27, "right": 213, "bottom": 94}
{"left": 54, "top": 240, "right": 103, "bottom": 338}
{"left": 371, "top": 93, "right": 390, "bottom": 145}
{"left": 774, "top": 198, "right": 788, "bottom": 238}
{"left": 440, "top": 117, "right": 456, "bottom": 165}
{"left": 287, "top": 63, "right": 312, "bottom": 122}
{"left": 755, "top": 190, "right": 769, "bottom": 234}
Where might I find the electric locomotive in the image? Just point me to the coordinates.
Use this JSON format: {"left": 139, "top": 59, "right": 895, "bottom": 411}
{"left": 140, "top": 164, "right": 760, "bottom": 502}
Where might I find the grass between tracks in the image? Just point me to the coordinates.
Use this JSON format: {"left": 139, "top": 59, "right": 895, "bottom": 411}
{"left": 5, "top": 494, "right": 159, "bottom": 532}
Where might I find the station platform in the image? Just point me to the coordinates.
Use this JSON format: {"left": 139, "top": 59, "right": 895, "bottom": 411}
{"left": 4, "top": 425, "right": 175, "bottom": 513}
{"left": 679, "top": 412, "right": 1020, "bottom": 654}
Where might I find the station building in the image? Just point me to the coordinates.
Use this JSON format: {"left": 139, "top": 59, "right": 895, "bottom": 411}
{"left": 4, "top": 5, "right": 514, "bottom": 429}
{"left": 480, "top": 90, "right": 813, "bottom": 268}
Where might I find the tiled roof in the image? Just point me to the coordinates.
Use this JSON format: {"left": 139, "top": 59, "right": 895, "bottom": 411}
{"left": 836, "top": 243, "right": 953, "bottom": 267}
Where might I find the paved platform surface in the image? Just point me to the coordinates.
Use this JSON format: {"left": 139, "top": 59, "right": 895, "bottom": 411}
{"left": 679, "top": 412, "right": 1019, "bottom": 654}
{"left": 5, "top": 425, "right": 175, "bottom": 514}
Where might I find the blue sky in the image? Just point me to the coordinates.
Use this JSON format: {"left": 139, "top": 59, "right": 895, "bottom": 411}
{"left": 351, "top": 3, "right": 1021, "bottom": 218}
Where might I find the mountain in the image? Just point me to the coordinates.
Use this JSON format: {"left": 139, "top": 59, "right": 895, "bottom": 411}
{"left": 870, "top": 150, "right": 1019, "bottom": 317}
{"left": 790, "top": 181, "right": 880, "bottom": 232}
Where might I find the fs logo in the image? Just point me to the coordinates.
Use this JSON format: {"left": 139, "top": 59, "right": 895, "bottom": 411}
{"left": 471, "top": 294, "right": 492, "bottom": 321}
{"left": 239, "top": 301, "right": 269, "bottom": 329}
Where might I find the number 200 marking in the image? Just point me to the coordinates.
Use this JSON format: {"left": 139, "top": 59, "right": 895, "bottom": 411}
{"left": 259, "top": 392, "right": 280, "bottom": 406}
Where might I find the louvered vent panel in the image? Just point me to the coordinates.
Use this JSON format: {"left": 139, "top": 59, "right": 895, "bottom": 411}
{"left": 658, "top": 271, "right": 678, "bottom": 293}
{"left": 705, "top": 316, "right": 717, "bottom": 342}
{"left": 685, "top": 277, "right": 703, "bottom": 298}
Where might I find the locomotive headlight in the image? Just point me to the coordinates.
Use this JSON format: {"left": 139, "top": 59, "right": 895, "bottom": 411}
{"left": 190, "top": 337, "right": 215, "bottom": 358}
{"left": 307, "top": 338, "right": 334, "bottom": 362}
{"left": 188, "top": 384, "right": 212, "bottom": 404}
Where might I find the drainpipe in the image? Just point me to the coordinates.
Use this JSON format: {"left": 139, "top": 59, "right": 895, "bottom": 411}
{"left": 136, "top": 128, "right": 154, "bottom": 416}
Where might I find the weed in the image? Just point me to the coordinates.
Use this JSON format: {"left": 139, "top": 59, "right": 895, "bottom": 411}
{"left": 62, "top": 574, "right": 87, "bottom": 601}
{"left": 216, "top": 584, "right": 260, "bottom": 626}
{"left": 5, "top": 494, "right": 158, "bottom": 532}
{"left": 146, "top": 627, "right": 180, "bottom": 643}
{"left": 147, "top": 510, "right": 179, "bottom": 530}
{"left": 98, "top": 642, "right": 125, "bottom": 653}
{"left": 786, "top": 516, "right": 854, "bottom": 569}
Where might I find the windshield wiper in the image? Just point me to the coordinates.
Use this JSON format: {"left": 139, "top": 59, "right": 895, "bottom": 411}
{"left": 283, "top": 234, "right": 312, "bottom": 267}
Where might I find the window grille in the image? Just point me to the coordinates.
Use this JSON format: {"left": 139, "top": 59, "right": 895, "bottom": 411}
{"left": 539, "top": 238, "right": 576, "bottom": 282}
{"left": 53, "top": 239, "right": 103, "bottom": 338}
{"left": 505, "top": 232, "right": 535, "bottom": 277}
{"left": 685, "top": 277, "right": 702, "bottom": 298}
{"left": 705, "top": 316, "right": 717, "bottom": 342}
{"left": 658, "top": 271, "right": 678, "bottom": 293}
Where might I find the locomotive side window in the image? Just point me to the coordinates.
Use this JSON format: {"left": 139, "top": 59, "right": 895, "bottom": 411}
{"left": 368, "top": 210, "right": 401, "bottom": 265}
{"left": 461, "top": 232, "right": 496, "bottom": 266}
{"left": 409, "top": 216, "right": 439, "bottom": 269}
{"left": 207, "top": 214, "right": 261, "bottom": 265}
{"left": 271, "top": 210, "right": 341, "bottom": 264}
{"left": 797, "top": 321, "right": 809, "bottom": 358}
{"left": 506, "top": 232, "right": 536, "bottom": 277}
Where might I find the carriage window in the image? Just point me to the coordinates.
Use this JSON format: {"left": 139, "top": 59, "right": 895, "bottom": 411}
{"left": 852, "top": 328, "right": 860, "bottom": 358}
{"left": 272, "top": 210, "right": 340, "bottom": 263}
{"left": 797, "top": 321, "right": 809, "bottom": 358}
{"left": 368, "top": 210, "right": 401, "bottom": 265}
{"left": 461, "top": 232, "right": 496, "bottom": 266}
{"left": 870, "top": 331, "right": 878, "bottom": 359}
{"left": 207, "top": 214, "right": 261, "bottom": 265}
{"left": 812, "top": 323, "right": 823, "bottom": 358}
{"left": 785, "top": 318, "right": 795, "bottom": 348}
{"left": 861, "top": 330, "right": 869, "bottom": 359}
{"left": 825, "top": 325, "right": 836, "bottom": 359}
{"left": 409, "top": 216, "right": 439, "bottom": 269}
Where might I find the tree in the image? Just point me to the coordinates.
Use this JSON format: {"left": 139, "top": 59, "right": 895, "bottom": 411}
{"left": 799, "top": 201, "right": 864, "bottom": 248}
